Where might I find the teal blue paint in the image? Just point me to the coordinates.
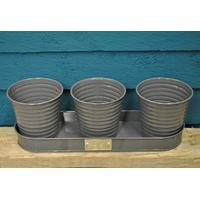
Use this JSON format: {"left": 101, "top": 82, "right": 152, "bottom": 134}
{"left": 0, "top": 51, "right": 200, "bottom": 89}
{"left": 0, "top": 32, "right": 200, "bottom": 52}
{"left": 1, "top": 89, "right": 200, "bottom": 125}
{"left": 0, "top": 31, "right": 200, "bottom": 126}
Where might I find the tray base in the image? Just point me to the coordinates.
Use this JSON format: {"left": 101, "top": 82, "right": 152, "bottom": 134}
{"left": 15, "top": 110, "right": 182, "bottom": 152}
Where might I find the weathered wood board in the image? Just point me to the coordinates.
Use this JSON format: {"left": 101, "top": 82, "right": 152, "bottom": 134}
{"left": 0, "top": 127, "right": 200, "bottom": 167}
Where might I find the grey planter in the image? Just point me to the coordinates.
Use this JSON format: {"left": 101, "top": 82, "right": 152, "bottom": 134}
{"left": 7, "top": 78, "right": 63, "bottom": 138}
{"left": 136, "top": 77, "right": 193, "bottom": 136}
{"left": 70, "top": 77, "right": 126, "bottom": 137}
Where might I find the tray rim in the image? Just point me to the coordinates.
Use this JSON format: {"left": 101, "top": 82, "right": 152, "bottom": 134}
{"left": 14, "top": 110, "right": 183, "bottom": 152}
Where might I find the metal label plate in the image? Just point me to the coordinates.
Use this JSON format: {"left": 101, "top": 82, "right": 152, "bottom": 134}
{"left": 84, "top": 139, "right": 112, "bottom": 151}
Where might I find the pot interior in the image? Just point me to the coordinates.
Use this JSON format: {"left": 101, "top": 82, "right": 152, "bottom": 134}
{"left": 71, "top": 78, "right": 126, "bottom": 104}
{"left": 137, "top": 78, "right": 193, "bottom": 104}
{"left": 8, "top": 78, "right": 63, "bottom": 104}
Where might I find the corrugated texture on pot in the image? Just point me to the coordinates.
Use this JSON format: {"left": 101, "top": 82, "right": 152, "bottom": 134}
{"left": 7, "top": 78, "right": 63, "bottom": 138}
{"left": 71, "top": 77, "right": 126, "bottom": 137}
{"left": 136, "top": 77, "right": 193, "bottom": 136}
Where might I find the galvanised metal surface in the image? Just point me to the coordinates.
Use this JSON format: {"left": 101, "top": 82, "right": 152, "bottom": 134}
{"left": 136, "top": 77, "right": 193, "bottom": 136}
{"left": 70, "top": 77, "right": 126, "bottom": 137}
{"left": 15, "top": 110, "right": 182, "bottom": 152}
{"left": 7, "top": 78, "right": 63, "bottom": 138}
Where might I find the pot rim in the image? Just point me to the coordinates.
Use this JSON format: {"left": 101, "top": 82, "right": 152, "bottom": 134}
{"left": 70, "top": 77, "right": 126, "bottom": 105}
{"left": 7, "top": 77, "right": 64, "bottom": 106}
{"left": 136, "top": 77, "right": 193, "bottom": 105}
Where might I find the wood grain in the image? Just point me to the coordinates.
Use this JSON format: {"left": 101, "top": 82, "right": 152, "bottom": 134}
{"left": 0, "top": 32, "right": 200, "bottom": 52}
{"left": 0, "top": 127, "right": 200, "bottom": 167}
{"left": 1, "top": 52, "right": 200, "bottom": 89}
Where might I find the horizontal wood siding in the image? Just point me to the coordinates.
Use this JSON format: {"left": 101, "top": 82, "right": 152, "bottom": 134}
{"left": 0, "top": 32, "right": 200, "bottom": 52}
{"left": 0, "top": 32, "right": 200, "bottom": 125}
{"left": 1, "top": 51, "right": 200, "bottom": 89}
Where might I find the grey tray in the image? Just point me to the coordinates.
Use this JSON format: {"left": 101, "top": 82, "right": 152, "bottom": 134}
{"left": 15, "top": 110, "right": 182, "bottom": 152}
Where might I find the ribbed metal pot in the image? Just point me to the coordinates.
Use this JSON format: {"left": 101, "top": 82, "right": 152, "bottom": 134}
{"left": 70, "top": 77, "right": 126, "bottom": 137}
{"left": 7, "top": 78, "right": 63, "bottom": 138}
{"left": 136, "top": 77, "right": 193, "bottom": 136}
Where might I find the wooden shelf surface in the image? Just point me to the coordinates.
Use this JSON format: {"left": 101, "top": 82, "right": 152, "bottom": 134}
{"left": 0, "top": 127, "right": 200, "bottom": 167}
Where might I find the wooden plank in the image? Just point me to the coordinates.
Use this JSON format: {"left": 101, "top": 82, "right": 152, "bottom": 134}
{"left": 0, "top": 32, "right": 200, "bottom": 52}
{"left": 0, "top": 127, "right": 200, "bottom": 167}
{"left": 1, "top": 89, "right": 200, "bottom": 125}
{"left": 0, "top": 51, "right": 200, "bottom": 89}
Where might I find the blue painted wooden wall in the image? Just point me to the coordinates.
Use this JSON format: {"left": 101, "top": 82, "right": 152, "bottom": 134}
{"left": 0, "top": 31, "right": 200, "bottom": 125}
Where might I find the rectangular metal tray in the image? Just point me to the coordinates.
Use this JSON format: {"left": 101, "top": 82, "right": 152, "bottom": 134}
{"left": 15, "top": 110, "right": 182, "bottom": 152}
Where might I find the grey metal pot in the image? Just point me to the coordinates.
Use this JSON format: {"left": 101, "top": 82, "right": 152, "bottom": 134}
{"left": 7, "top": 78, "right": 63, "bottom": 138}
{"left": 136, "top": 77, "right": 193, "bottom": 136}
{"left": 70, "top": 77, "right": 126, "bottom": 137}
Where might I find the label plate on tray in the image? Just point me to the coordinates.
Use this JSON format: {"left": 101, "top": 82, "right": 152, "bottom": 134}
{"left": 84, "top": 139, "right": 112, "bottom": 151}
